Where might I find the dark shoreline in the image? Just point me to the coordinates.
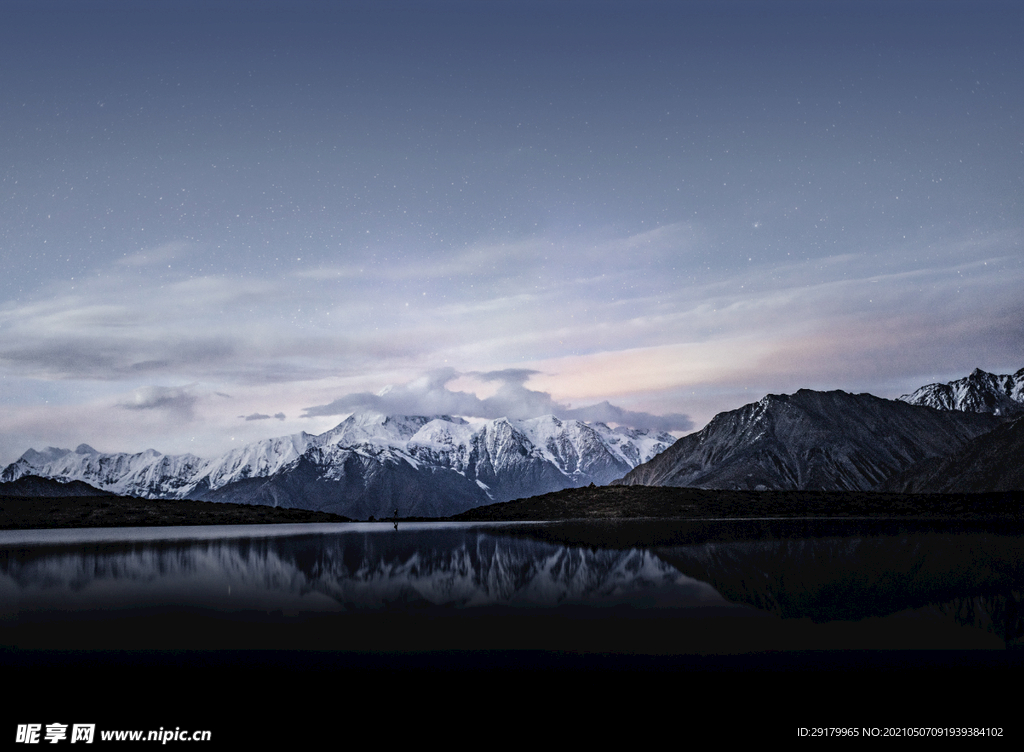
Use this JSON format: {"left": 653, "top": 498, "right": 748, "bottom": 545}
{"left": 2, "top": 484, "right": 1023, "bottom": 530}
{"left": 446, "top": 485, "right": 1024, "bottom": 522}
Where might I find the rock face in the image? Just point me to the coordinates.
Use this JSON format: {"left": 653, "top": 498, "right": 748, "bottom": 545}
{"left": 2, "top": 413, "right": 675, "bottom": 519}
{"left": 614, "top": 390, "right": 1003, "bottom": 492}
{"left": 879, "top": 416, "right": 1024, "bottom": 493}
{"left": 899, "top": 367, "right": 1024, "bottom": 416}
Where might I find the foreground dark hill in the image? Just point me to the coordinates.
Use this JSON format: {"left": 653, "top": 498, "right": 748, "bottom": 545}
{"left": 613, "top": 390, "right": 1002, "bottom": 492}
{"left": 880, "top": 416, "right": 1024, "bottom": 493}
{"left": 0, "top": 475, "right": 112, "bottom": 498}
{"left": 5, "top": 481, "right": 1023, "bottom": 529}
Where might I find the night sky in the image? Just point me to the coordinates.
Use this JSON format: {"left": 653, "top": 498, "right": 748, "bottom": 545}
{"left": 1, "top": 0, "right": 1021, "bottom": 464}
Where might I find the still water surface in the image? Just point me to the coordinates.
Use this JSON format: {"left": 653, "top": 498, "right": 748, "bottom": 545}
{"left": 1, "top": 519, "right": 1021, "bottom": 653}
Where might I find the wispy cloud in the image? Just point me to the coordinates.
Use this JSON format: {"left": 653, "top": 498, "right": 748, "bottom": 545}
{"left": 115, "top": 241, "right": 192, "bottom": 268}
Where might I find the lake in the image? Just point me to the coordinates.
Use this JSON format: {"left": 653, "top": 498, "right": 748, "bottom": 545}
{"left": 2, "top": 518, "right": 1021, "bottom": 737}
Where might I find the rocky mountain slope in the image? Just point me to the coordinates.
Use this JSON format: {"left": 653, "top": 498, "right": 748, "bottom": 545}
{"left": 879, "top": 416, "right": 1024, "bottom": 493}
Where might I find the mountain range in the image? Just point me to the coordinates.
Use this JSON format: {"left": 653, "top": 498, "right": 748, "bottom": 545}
{"left": 1, "top": 413, "right": 674, "bottom": 518}
{"left": 3, "top": 366, "right": 1021, "bottom": 517}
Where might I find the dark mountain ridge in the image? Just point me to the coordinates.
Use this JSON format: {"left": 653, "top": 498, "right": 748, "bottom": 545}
{"left": 614, "top": 389, "right": 1004, "bottom": 492}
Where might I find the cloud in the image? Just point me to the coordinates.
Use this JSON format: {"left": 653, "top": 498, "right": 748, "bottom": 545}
{"left": 117, "top": 384, "right": 199, "bottom": 419}
{"left": 301, "top": 368, "right": 693, "bottom": 431}
{"left": 301, "top": 368, "right": 483, "bottom": 418}
{"left": 115, "top": 241, "right": 191, "bottom": 268}
{"left": 2, "top": 222, "right": 1019, "bottom": 399}
{"left": 561, "top": 401, "right": 693, "bottom": 433}
{"left": 0, "top": 336, "right": 239, "bottom": 381}
{"left": 241, "top": 412, "right": 287, "bottom": 421}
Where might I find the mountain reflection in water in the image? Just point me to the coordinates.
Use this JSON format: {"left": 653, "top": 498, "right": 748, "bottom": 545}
{"left": 1, "top": 520, "right": 1021, "bottom": 652}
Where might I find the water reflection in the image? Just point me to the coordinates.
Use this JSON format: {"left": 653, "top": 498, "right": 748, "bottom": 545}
{"left": 656, "top": 532, "right": 1024, "bottom": 646}
{"left": 1, "top": 520, "right": 1021, "bottom": 651}
{"left": 0, "top": 525, "right": 722, "bottom": 615}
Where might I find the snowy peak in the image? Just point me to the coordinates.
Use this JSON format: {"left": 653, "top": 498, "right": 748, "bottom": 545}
{"left": 407, "top": 417, "right": 477, "bottom": 449}
{"left": 192, "top": 431, "right": 315, "bottom": 489}
{"left": 597, "top": 424, "right": 677, "bottom": 466}
{"left": 899, "top": 367, "right": 1024, "bottom": 416}
{"left": 19, "top": 446, "right": 73, "bottom": 467}
{"left": 318, "top": 412, "right": 462, "bottom": 447}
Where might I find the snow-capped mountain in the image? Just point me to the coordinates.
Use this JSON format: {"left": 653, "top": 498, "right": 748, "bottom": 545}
{"left": 2, "top": 444, "right": 209, "bottom": 499}
{"left": 1, "top": 435, "right": 311, "bottom": 501}
{"left": 899, "top": 367, "right": 1024, "bottom": 416}
{"left": 614, "top": 389, "right": 1003, "bottom": 492}
{"left": 1, "top": 413, "right": 676, "bottom": 518}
